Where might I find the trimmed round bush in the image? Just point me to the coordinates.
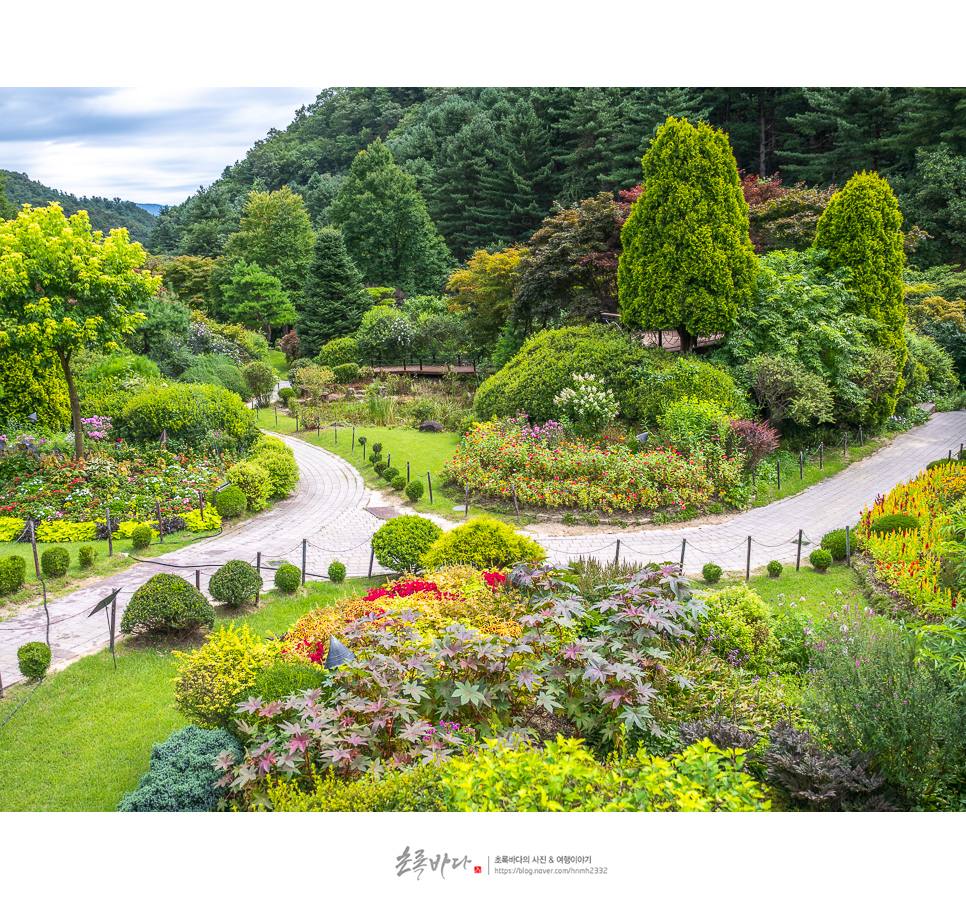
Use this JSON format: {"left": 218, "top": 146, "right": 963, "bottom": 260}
{"left": 391, "top": 475, "right": 406, "bottom": 491}
{"left": 702, "top": 563, "right": 722, "bottom": 585}
{"left": 117, "top": 725, "right": 243, "bottom": 813}
{"left": 371, "top": 516, "right": 443, "bottom": 573}
{"left": 209, "top": 560, "right": 263, "bottom": 607}
{"left": 328, "top": 560, "right": 346, "bottom": 583}
{"left": 40, "top": 547, "right": 70, "bottom": 578}
{"left": 869, "top": 514, "right": 921, "bottom": 536}
{"left": 79, "top": 546, "right": 98, "bottom": 569}
{"left": 316, "top": 336, "right": 360, "bottom": 369}
{"left": 374, "top": 461, "right": 387, "bottom": 475}
{"left": 821, "top": 529, "right": 849, "bottom": 561}
{"left": 17, "top": 641, "right": 51, "bottom": 679}
{"left": 926, "top": 457, "right": 965, "bottom": 471}
{"left": 249, "top": 449, "right": 299, "bottom": 499}
{"left": 809, "top": 549, "right": 833, "bottom": 572}
{"left": 227, "top": 460, "right": 273, "bottom": 512}
{"left": 766, "top": 560, "right": 783, "bottom": 578}
{"left": 277, "top": 387, "right": 296, "bottom": 402}
{"left": 274, "top": 563, "right": 302, "bottom": 593}
{"left": 332, "top": 362, "right": 360, "bottom": 384}
{"left": 0, "top": 555, "right": 27, "bottom": 596}
{"left": 131, "top": 525, "right": 153, "bottom": 550}
{"left": 370, "top": 442, "right": 383, "bottom": 455}
{"left": 422, "top": 516, "right": 547, "bottom": 570}
{"left": 699, "top": 583, "right": 778, "bottom": 674}
{"left": 405, "top": 480, "right": 425, "bottom": 503}
{"left": 383, "top": 466, "right": 399, "bottom": 482}
{"left": 215, "top": 485, "right": 248, "bottom": 519}
{"left": 121, "top": 572, "right": 215, "bottom": 634}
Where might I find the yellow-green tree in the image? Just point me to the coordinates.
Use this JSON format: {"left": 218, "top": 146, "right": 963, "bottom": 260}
{"left": 813, "top": 172, "right": 907, "bottom": 424}
{"left": 618, "top": 117, "right": 758, "bottom": 351}
{"left": 0, "top": 204, "right": 160, "bottom": 458}
{"left": 445, "top": 246, "right": 524, "bottom": 350}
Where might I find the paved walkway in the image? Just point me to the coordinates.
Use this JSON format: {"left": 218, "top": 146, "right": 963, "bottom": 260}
{"left": 3, "top": 412, "right": 966, "bottom": 688}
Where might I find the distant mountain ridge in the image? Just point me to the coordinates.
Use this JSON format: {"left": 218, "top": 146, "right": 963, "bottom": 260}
{"left": 0, "top": 169, "right": 156, "bottom": 246}
{"left": 135, "top": 203, "right": 166, "bottom": 216}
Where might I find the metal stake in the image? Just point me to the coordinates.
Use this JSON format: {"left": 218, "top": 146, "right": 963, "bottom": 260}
{"left": 368, "top": 547, "right": 375, "bottom": 579}
{"left": 746, "top": 536, "right": 752, "bottom": 582}
{"left": 777, "top": 459, "right": 781, "bottom": 492}
{"left": 859, "top": 425, "right": 864, "bottom": 447}
{"left": 464, "top": 485, "right": 469, "bottom": 518}
{"left": 257, "top": 551, "right": 261, "bottom": 579}
{"left": 198, "top": 490, "right": 206, "bottom": 522}
{"left": 156, "top": 499, "right": 164, "bottom": 543}
{"left": 680, "top": 538, "right": 687, "bottom": 568}
{"left": 352, "top": 427, "right": 356, "bottom": 451}
{"left": 799, "top": 451, "right": 804, "bottom": 480}
{"left": 196, "top": 569, "right": 200, "bottom": 590}
{"left": 796, "top": 529, "right": 803, "bottom": 571}
{"left": 845, "top": 526, "right": 851, "bottom": 566}
{"left": 30, "top": 519, "right": 40, "bottom": 578}
{"left": 614, "top": 539, "right": 621, "bottom": 567}
{"left": 301, "top": 539, "right": 307, "bottom": 585}
{"left": 407, "top": 461, "right": 411, "bottom": 484}
{"left": 106, "top": 506, "right": 114, "bottom": 557}
{"left": 820, "top": 442, "right": 824, "bottom": 470}
{"left": 427, "top": 472, "right": 433, "bottom": 505}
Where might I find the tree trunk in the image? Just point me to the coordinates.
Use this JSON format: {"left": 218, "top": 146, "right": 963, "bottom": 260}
{"left": 57, "top": 349, "right": 83, "bottom": 461}
{"left": 676, "top": 326, "right": 695, "bottom": 354}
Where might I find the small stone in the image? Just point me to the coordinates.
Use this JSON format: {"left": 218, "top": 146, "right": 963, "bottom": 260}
{"left": 327, "top": 393, "right": 341, "bottom": 402}
{"left": 419, "top": 420, "right": 444, "bottom": 432}
{"left": 378, "top": 386, "right": 387, "bottom": 396}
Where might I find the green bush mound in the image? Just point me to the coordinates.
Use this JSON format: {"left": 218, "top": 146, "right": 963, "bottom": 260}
{"left": 269, "top": 762, "right": 447, "bottom": 812}
{"left": 215, "top": 485, "right": 248, "bottom": 519}
{"left": 40, "top": 547, "right": 70, "bottom": 578}
{"left": 405, "top": 480, "right": 424, "bottom": 503}
{"left": 249, "top": 447, "right": 299, "bottom": 499}
{"left": 0, "top": 555, "right": 27, "bottom": 596}
{"left": 702, "top": 563, "right": 722, "bottom": 585}
{"left": 227, "top": 460, "right": 273, "bottom": 512}
{"left": 383, "top": 466, "right": 399, "bottom": 482}
{"left": 821, "top": 529, "right": 850, "bottom": 561}
{"left": 17, "top": 642, "right": 51, "bottom": 679}
{"left": 277, "top": 387, "right": 295, "bottom": 402}
{"left": 767, "top": 560, "right": 783, "bottom": 578}
{"left": 249, "top": 661, "right": 330, "bottom": 706}
{"left": 120, "top": 382, "right": 258, "bottom": 450}
{"left": 700, "top": 583, "right": 778, "bottom": 674}
{"left": 79, "top": 546, "right": 98, "bottom": 569}
{"left": 274, "top": 563, "right": 302, "bottom": 593}
{"left": 869, "top": 514, "right": 921, "bottom": 536}
{"left": 316, "top": 336, "right": 360, "bottom": 369}
{"left": 117, "top": 726, "right": 243, "bottom": 813}
{"left": 131, "top": 524, "right": 153, "bottom": 550}
{"left": 121, "top": 572, "right": 215, "bottom": 634}
{"left": 332, "top": 362, "right": 360, "bottom": 384}
{"left": 809, "top": 549, "right": 833, "bottom": 572}
{"left": 391, "top": 475, "right": 406, "bottom": 491}
{"left": 473, "top": 325, "right": 746, "bottom": 426}
{"left": 926, "top": 457, "right": 965, "bottom": 471}
{"left": 327, "top": 561, "right": 346, "bottom": 583}
{"left": 371, "top": 516, "right": 443, "bottom": 573}
{"left": 209, "top": 560, "right": 263, "bottom": 607}
{"left": 422, "top": 516, "right": 547, "bottom": 570}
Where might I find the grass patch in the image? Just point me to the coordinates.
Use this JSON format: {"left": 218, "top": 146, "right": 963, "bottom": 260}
{"left": 266, "top": 349, "right": 289, "bottom": 375}
{"left": 0, "top": 576, "right": 379, "bottom": 812}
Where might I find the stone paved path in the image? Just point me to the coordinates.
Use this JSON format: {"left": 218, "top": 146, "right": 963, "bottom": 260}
{"left": 3, "top": 412, "right": 966, "bottom": 688}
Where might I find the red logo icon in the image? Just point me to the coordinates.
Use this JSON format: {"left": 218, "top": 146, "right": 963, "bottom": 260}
{"left": 474, "top": 866, "right": 482, "bottom": 874}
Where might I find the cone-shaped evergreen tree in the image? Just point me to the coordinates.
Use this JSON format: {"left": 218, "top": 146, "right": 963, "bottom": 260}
{"left": 813, "top": 171, "right": 907, "bottom": 423}
{"left": 618, "top": 116, "right": 758, "bottom": 351}
{"left": 298, "top": 228, "right": 370, "bottom": 355}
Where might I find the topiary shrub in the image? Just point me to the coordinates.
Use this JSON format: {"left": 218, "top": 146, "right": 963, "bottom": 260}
{"left": 40, "top": 547, "right": 70, "bottom": 578}
{"left": 702, "top": 563, "right": 722, "bottom": 585}
{"left": 131, "top": 525, "right": 153, "bottom": 550}
{"left": 700, "top": 583, "right": 778, "bottom": 673}
{"left": 277, "top": 387, "right": 295, "bottom": 403}
{"left": 869, "top": 514, "right": 921, "bottom": 536}
{"left": 405, "top": 480, "right": 424, "bottom": 503}
{"left": 371, "top": 516, "right": 443, "bottom": 573}
{"left": 383, "top": 466, "right": 399, "bottom": 482}
{"left": 809, "top": 549, "right": 833, "bottom": 572}
{"left": 209, "top": 560, "right": 263, "bottom": 607}
{"left": 274, "top": 563, "right": 302, "bottom": 593}
{"left": 248, "top": 448, "right": 299, "bottom": 499}
{"left": 821, "top": 529, "right": 849, "bottom": 561}
{"left": 0, "top": 555, "right": 27, "bottom": 596}
{"left": 370, "top": 442, "right": 383, "bottom": 455}
{"left": 121, "top": 572, "right": 215, "bottom": 635}
{"left": 249, "top": 661, "right": 330, "bottom": 706}
{"left": 767, "top": 560, "right": 783, "bottom": 578}
{"left": 17, "top": 642, "right": 51, "bottom": 679}
{"left": 79, "top": 546, "right": 98, "bottom": 569}
{"left": 391, "top": 475, "right": 406, "bottom": 491}
{"left": 117, "top": 725, "right": 243, "bottom": 813}
{"left": 226, "top": 460, "right": 273, "bottom": 512}
{"left": 215, "top": 485, "right": 248, "bottom": 519}
{"left": 172, "top": 622, "right": 280, "bottom": 730}
{"left": 422, "top": 515, "right": 547, "bottom": 570}
{"left": 374, "top": 461, "right": 387, "bottom": 475}
{"left": 316, "top": 336, "right": 360, "bottom": 369}
{"left": 327, "top": 560, "right": 346, "bottom": 583}
{"left": 332, "top": 362, "right": 360, "bottom": 384}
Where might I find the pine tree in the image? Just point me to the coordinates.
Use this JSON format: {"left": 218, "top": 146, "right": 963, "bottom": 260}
{"left": 298, "top": 228, "right": 370, "bottom": 354}
{"left": 617, "top": 117, "right": 758, "bottom": 350}
{"left": 329, "top": 139, "right": 452, "bottom": 294}
{"left": 220, "top": 260, "right": 296, "bottom": 342}
{"left": 813, "top": 171, "right": 908, "bottom": 423}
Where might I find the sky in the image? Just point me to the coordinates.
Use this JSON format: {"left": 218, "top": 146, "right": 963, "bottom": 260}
{"left": 0, "top": 87, "right": 321, "bottom": 206}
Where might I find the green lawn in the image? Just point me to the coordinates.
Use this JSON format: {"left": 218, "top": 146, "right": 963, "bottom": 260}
{"left": 0, "top": 577, "right": 380, "bottom": 812}
{"left": 266, "top": 349, "right": 289, "bottom": 375}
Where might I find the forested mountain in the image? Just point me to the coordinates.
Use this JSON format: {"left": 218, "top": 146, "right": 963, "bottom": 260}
{"left": 148, "top": 87, "right": 966, "bottom": 270}
{"left": 0, "top": 169, "right": 157, "bottom": 246}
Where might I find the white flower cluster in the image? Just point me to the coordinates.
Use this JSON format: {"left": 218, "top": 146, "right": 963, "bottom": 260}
{"left": 553, "top": 373, "right": 620, "bottom": 434}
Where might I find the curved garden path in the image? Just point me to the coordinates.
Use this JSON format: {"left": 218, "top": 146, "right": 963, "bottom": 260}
{"left": 3, "top": 412, "right": 966, "bottom": 686}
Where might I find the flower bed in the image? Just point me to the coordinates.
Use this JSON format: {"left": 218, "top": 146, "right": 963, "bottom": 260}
{"left": 443, "top": 418, "right": 743, "bottom": 513}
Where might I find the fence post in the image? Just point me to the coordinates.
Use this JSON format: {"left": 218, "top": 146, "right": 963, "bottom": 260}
{"left": 960, "top": 443, "right": 964, "bottom": 461}
{"left": 777, "top": 459, "right": 781, "bottom": 492}
{"left": 746, "top": 536, "right": 752, "bottom": 582}
{"left": 387, "top": 453, "right": 391, "bottom": 470}
{"left": 464, "top": 485, "right": 469, "bottom": 519}
{"left": 106, "top": 506, "right": 114, "bottom": 557}
{"left": 257, "top": 551, "right": 261, "bottom": 580}
{"left": 30, "top": 519, "right": 40, "bottom": 578}
{"left": 844, "top": 431, "right": 848, "bottom": 456}
{"left": 198, "top": 490, "right": 206, "bottom": 522}
{"left": 845, "top": 526, "right": 851, "bottom": 567}
{"left": 796, "top": 529, "right": 803, "bottom": 571}
{"left": 752, "top": 467, "right": 756, "bottom": 491}
{"left": 820, "top": 442, "right": 823, "bottom": 470}
{"left": 799, "top": 451, "right": 804, "bottom": 480}
{"left": 368, "top": 546, "right": 375, "bottom": 579}
{"left": 614, "top": 539, "right": 621, "bottom": 567}
{"left": 949, "top": 449, "right": 953, "bottom": 460}
{"left": 335, "top": 422, "right": 338, "bottom": 445}
{"left": 680, "top": 538, "right": 687, "bottom": 568}
{"left": 275, "top": 406, "right": 278, "bottom": 427}
{"left": 407, "top": 461, "right": 411, "bottom": 484}
{"left": 157, "top": 499, "right": 164, "bottom": 543}
{"left": 427, "top": 471, "right": 433, "bottom": 505}
{"left": 195, "top": 569, "right": 201, "bottom": 590}
{"left": 859, "top": 425, "right": 864, "bottom": 447}
{"left": 301, "top": 539, "right": 307, "bottom": 586}
{"left": 352, "top": 427, "right": 356, "bottom": 451}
